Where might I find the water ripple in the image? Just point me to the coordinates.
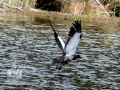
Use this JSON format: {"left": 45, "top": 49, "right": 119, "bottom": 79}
{"left": 0, "top": 18, "right": 120, "bottom": 89}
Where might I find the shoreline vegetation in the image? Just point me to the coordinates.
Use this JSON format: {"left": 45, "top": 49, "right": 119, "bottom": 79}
{"left": 0, "top": 0, "right": 120, "bottom": 27}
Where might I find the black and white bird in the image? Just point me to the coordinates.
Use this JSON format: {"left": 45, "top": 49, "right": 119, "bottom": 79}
{"left": 49, "top": 20, "right": 82, "bottom": 70}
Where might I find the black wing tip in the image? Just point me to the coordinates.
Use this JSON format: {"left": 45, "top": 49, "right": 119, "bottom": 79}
{"left": 69, "top": 20, "right": 82, "bottom": 37}
{"left": 48, "top": 20, "right": 55, "bottom": 32}
{"left": 73, "top": 20, "right": 81, "bottom": 32}
{"left": 48, "top": 20, "right": 58, "bottom": 37}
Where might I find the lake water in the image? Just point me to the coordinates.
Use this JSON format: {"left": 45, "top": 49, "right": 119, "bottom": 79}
{"left": 0, "top": 14, "right": 120, "bottom": 90}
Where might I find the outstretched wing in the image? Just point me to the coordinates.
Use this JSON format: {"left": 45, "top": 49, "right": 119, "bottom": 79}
{"left": 65, "top": 20, "right": 82, "bottom": 56}
{"left": 49, "top": 20, "right": 65, "bottom": 53}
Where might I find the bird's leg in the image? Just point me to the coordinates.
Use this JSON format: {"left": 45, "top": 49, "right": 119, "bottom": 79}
{"left": 63, "top": 58, "right": 70, "bottom": 65}
{"left": 56, "top": 63, "right": 63, "bottom": 70}
{"left": 56, "top": 56, "right": 64, "bottom": 70}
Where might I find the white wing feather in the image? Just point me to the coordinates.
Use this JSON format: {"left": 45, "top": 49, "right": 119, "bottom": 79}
{"left": 65, "top": 33, "right": 81, "bottom": 56}
{"left": 58, "top": 36, "right": 65, "bottom": 49}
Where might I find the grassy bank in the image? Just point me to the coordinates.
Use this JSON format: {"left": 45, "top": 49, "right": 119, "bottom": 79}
{"left": 0, "top": 0, "right": 120, "bottom": 27}
{"left": 28, "top": 9, "right": 120, "bottom": 26}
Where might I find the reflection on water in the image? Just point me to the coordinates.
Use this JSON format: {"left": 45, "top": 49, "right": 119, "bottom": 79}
{"left": 0, "top": 16, "right": 120, "bottom": 90}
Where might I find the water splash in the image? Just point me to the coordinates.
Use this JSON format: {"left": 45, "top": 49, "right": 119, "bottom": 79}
{"left": 7, "top": 62, "right": 23, "bottom": 79}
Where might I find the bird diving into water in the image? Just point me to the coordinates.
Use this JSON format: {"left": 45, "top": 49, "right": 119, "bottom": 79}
{"left": 49, "top": 20, "right": 82, "bottom": 70}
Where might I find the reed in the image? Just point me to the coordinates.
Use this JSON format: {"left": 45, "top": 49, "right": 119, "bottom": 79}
{"left": 1, "top": 0, "right": 35, "bottom": 10}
